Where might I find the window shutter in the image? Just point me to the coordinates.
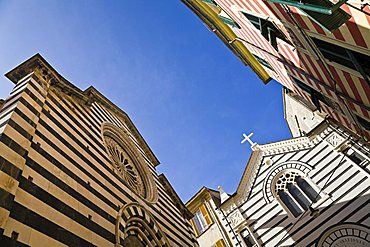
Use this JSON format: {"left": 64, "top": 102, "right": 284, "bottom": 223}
{"left": 199, "top": 204, "right": 212, "bottom": 225}
{"left": 202, "top": 0, "right": 216, "bottom": 5}
{"left": 301, "top": 0, "right": 351, "bottom": 32}
{"left": 218, "top": 15, "right": 240, "bottom": 29}
{"left": 268, "top": 0, "right": 350, "bottom": 32}
{"left": 189, "top": 219, "right": 199, "bottom": 236}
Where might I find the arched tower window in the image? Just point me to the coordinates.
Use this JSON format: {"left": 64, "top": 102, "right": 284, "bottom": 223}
{"left": 272, "top": 170, "right": 321, "bottom": 218}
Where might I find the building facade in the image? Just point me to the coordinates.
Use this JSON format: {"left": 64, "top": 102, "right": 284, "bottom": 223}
{"left": 186, "top": 187, "right": 235, "bottom": 247}
{"left": 0, "top": 54, "right": 198, "bottom": 247}
{"left": 181, "top": 0, "right": 370, "bottom": 142}
{"left": 198, "top": 90, "right": 370, "bottom": 246}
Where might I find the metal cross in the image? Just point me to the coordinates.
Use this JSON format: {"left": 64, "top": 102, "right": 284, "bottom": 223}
{"left": 241, "top": 132, "right": 257, "bottom": 147}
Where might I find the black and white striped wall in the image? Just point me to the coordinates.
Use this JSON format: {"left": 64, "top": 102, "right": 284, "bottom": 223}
{"left": 0, "top": 54, "right": 197, "bottom": 247}
{"left": 220, "top": 122, "right": 370, "bottom": 247}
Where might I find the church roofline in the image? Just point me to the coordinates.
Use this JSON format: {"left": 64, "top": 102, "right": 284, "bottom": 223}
{"left": 5, "top": 54, "right": 160, "bottom": 167}
{"left": 158, "top": 174, "right": 193, "bottom": 220}
{"left": 229, "top": 133, "right": 318, "bottom": 205}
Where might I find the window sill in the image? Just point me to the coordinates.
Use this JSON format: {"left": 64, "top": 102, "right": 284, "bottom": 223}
{"left": 195, "top": 223, "right": 214, "bottom": 238}
{"left": 311, "top": 193, "right": 330, "bottom": 209}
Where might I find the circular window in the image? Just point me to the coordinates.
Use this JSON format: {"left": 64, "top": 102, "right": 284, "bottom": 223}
{"left": 105, "top": 136, "right": 145, "bottom": 198}
{"left": 102, "top": 123, "right": 158, "bottom": 203}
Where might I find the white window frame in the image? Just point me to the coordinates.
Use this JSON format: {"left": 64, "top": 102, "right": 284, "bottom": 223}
{"left": 272, "top": 169, "right": 329, "bottom": 219}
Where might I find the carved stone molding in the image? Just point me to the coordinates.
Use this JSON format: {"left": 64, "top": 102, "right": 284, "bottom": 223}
{"left": 259, "top": 137, "right": 313, "bottom": 156}
{"left": 317, "top": 223, "right": 370, "bottom": 247}
{"left": 228, "top": 209, "right": 244, "bottom": 228}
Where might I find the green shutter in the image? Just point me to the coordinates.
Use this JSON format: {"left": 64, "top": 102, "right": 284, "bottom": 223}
{"left": 268, "top": 0, "right": 350, "bottom": 32}
{"left": 202, "top": 0, "right": 216, "bottom": 5}
{"left": 254, "top": 55, "right": 275, "bottom": 72}
{"left": 218, "top": 15, "right": 240, "bottom": 29}
{"left": 302, "top": 0, "right": 350, "bottom": 32}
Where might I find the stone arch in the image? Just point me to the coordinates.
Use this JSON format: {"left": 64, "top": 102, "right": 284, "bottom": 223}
{"left": 116, "top": 203, "right": 170, "bottom": 247}
{"left": 263, "top": 161, "right": 312, "bottom": 203}
{"left": 101, "top": 122, "right": 158, "bottom": 203}
{"left": 316, "top": 223, "right": 370, "bottom": 247}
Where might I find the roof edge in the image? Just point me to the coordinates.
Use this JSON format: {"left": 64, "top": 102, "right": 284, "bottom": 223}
{"left": 181, "top": 0, "right": 271, "bottom": 83}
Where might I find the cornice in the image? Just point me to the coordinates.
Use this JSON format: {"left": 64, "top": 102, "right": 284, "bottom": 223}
{"left": 5, "top": 54, "right": 160, "bottom": 167}
{"left": 258, "top": 136, "right": 314, "bottom": 156}
{"left": 233, "top": 149, "right": 263, "bottom": 206}
{"left": 186, "top": 187, "right": 213, "bottom": 212}
{"left": 231, "top": 135, "right": 317, "bottom": 207}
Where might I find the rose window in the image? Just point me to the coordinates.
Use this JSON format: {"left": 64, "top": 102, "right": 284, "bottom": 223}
{"left": 105, "top": 136, "right": 145, "bottom": 198}
{"left": 274, "top": 171, "right": 300, "bottom": 193}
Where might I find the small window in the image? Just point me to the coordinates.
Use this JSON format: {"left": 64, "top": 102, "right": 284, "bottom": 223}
{"left": 344, "top": 147, "right": 369, "bottom": 168}
{"left": 190, "top": 204, "right": 213, "bottom": 236}
{"left": 312, "top": 37, "right": 370, "bottom": 77}
{"left": 292, "top": 77, "right": 333, "bottom": 112}
{"left": 242, "top": 12, "right": 290, "bottom": 51}
{"left": 241, "top": 229, "right": 257, "bottom": 247}
{"left": 11, "top": 231, "right": 19, "bottom": 240}
{"left": 273, "top": 171, "right": 322, "bottom": 218}
{"left": 202, "top": 0, "right": 216, "bottom": 5}
{"left": 254, "top": 54, "right": 275, "bottom": 72}
{"left": 356, "top": 115, "right": 370, "bottom": 132}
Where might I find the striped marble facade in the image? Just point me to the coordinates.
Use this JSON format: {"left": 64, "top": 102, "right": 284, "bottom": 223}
{"left": 219, "top": 121, "right": 370, "bottom": 246}
{"left": 182, "top": 0, "right": 370, "bottom": 141}
{"left": 0, "top": 54, "right": 198, "bottom": 247}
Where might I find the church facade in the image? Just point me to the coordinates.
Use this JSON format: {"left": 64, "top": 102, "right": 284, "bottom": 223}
{"left": 220, "top": 118, "right": 370, "bottom": 246}
{"left": 189, "top": 90, "right": 370, "bottom": 246}
{"left": 0, "top": 54, "right": 198, "bottom": 247}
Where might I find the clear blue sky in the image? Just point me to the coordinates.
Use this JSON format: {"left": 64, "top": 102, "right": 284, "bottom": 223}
{"left": 0, "top": 1, "right": 291, "bottom": 202}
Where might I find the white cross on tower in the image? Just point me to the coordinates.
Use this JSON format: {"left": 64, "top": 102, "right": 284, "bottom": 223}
{"left": 241, "top": 132, "right": 257, "bottom": 149}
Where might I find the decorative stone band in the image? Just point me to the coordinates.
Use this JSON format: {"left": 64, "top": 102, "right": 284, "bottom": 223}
{"left": 116, "top": 202, "right": 170, "bottom": 247}
{"left": 259, "top": 136, "right": 314, "bottom": 156}
{"left": 316, "top": 223, "right": 370, "bottom": 247}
